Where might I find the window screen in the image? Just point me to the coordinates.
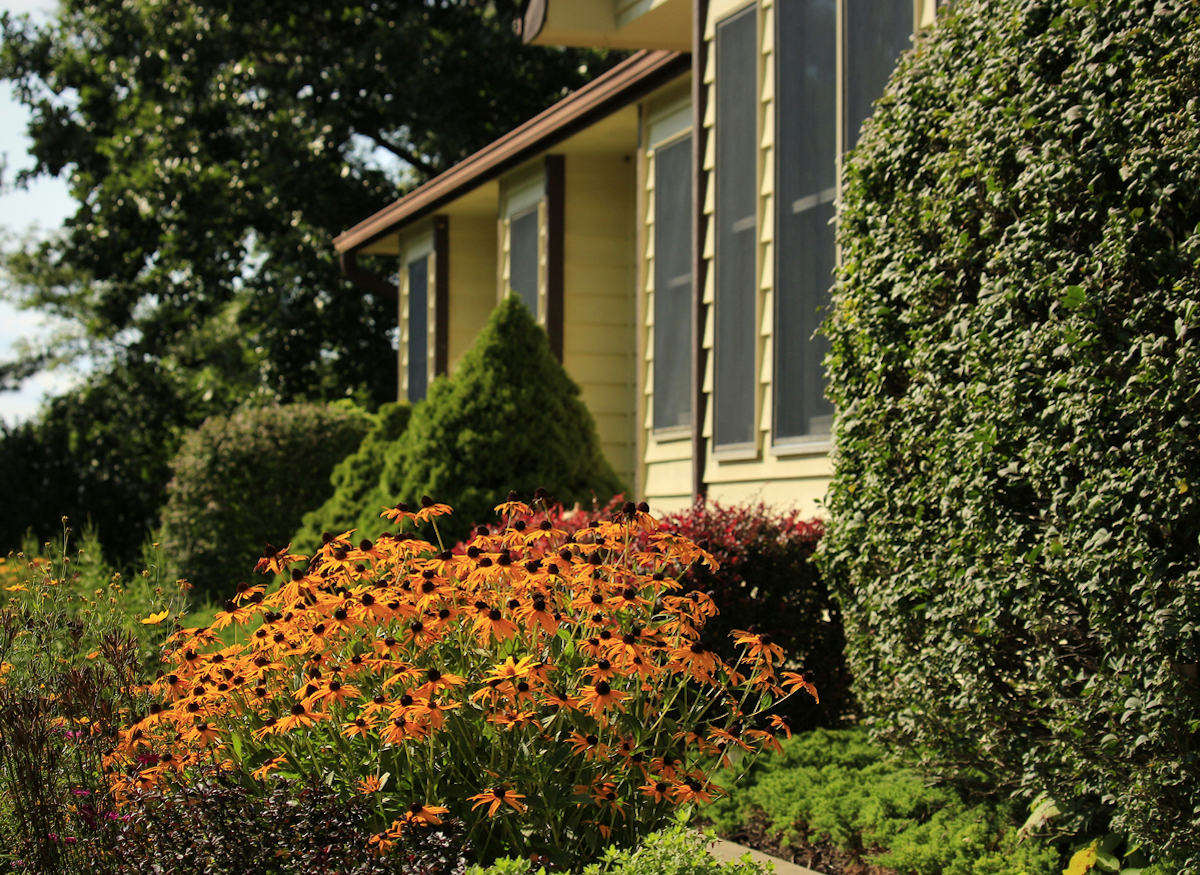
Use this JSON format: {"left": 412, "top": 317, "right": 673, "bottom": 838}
{"left": 774, "top": 0, "right": 836, "bottom": 440}
{"left": 653, "top": 135, "right": 694, "bottom": 431}
{"left": 407, "top": 255, "right": 428, "bottom": 403}
{"left": 509, "top": 207, "right": 540, "bottom": 314}
{"left": 714, "top": 5, "right": 758, "bottom": 448}
{"left": 844, "top": 0, "right": 912, "bottom": 151}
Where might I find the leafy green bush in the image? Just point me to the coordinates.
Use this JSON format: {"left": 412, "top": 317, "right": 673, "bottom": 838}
{"left": 706, "top": 729, "right": 1058, "bottom": 875}
{"left": 291, "top": 401, "right": 412, "bottom": 553}
{"left": 158, "top": 402, "right": 372, "bottom": 599}
{"left": 384, "top": 295, "right": 625, "bottom": 545}
{"left": 469, "top": 823, "right": 772, "bottom": 875}
{"left": 821, "top": 0, "right": 1200, "bottom": 867}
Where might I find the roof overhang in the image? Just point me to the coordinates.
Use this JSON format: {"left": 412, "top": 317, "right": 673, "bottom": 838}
{"left": 334, "top": 49, "right": 690, "bottom": 257}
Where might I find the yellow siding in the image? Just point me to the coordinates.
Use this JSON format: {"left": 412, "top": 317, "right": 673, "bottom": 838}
{"left": 563, "top": 155, "right": 639, "bottom": 491}
{"left": 446, "top": 215, "right": 498, "bottom": 375}
{"left": 643, "top": 456, "right": 694, "bottom": 513}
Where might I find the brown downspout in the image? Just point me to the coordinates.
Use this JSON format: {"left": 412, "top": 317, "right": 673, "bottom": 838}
{"left": 691, "top": 0, "right": 710, "bottom": 506}
{"left": 544, "top": 154, "right": 566, "bottom": 362}
{"left": 433, "top": 215, "right": 450, "bottom": 376}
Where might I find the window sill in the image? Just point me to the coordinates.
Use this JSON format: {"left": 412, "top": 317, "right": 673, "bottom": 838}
{"left": 650, "top": 425, "right": 693, "bottom": 443}
{"left": 770, "top": 437, "right": 833, "bottom": 458}
{"left": 712, "top": 443, "right": 760, "bottom": 462}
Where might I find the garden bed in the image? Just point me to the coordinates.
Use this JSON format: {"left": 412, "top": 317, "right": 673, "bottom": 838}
{"left": 715, "top": 815, "right": 893, "bottom": 875}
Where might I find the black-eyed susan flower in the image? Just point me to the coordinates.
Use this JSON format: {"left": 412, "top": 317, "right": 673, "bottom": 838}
{"left": 640, "top": 779, "right": 672, "bottom": 804}
{"left": 671, "top": 776, "right": 718, "bottom": 805}
{"left": 568, "top": 731, "right": 608, "bottom": 760}
{"left": 275, "top": 702, "right": 328, "bottom": 734}
{"left": 412, "top": 666, "right": 467, "bottom": 699}
{"left": 357, "top": 775, "right": 385, "bottom": 794}
{"left": 580, "top": 680, "right": 628, "bottom": 716}
{"left": 471, "top": 606, "right": 518, "bottom": 644}
{"left": 250, "top": 755, "right": 286, "bottom": 782}
{"left": 401, "top": 801, "right": 450, "bottom": 827}
{"left": 183, "top": 721, "right": 221, "bottom": 746}
{"left": 782, "top": 670, "right": 820, "bottom": 703}
{"left": 468, "top": 785, "right": 527, "bottom": 816}
{"left": 341, "top": 715, "right": 376, "bottom": 739}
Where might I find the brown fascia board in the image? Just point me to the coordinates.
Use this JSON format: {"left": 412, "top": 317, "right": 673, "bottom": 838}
{"left": 334, "top": 49, "right": 690, "bottom": 255}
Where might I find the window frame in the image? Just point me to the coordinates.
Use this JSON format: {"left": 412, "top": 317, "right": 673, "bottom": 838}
{"left": 768, "top": 0, "right": 917, "bottom": 455}
{"left": 712, "top": 2, "right": 761, "bottom": 453}
{"left": 400, "top": 231, "right": 435, "bottom": 404}
{"left": 648, "top": 103, "right": 695, "bottom": 437}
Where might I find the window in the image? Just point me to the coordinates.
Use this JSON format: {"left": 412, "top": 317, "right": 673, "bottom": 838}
{"left": 652, "top": 132, "right": 693, "bottom": 432}
{"left": 772, "top": 0, "right": 913, "bottom": 445}
{"left": 406, "top": 254, "right": 429, "bottom": 402}
{"left": 713, "top": 5, "right": 759, "bottom": 449}
{"left": 844, "top": 0, "right": 914, "bottom": 153}
{"left": 774, "top": 0, "right": 836, "bottom": 441}
{"left": 509, "top": 207, "right": 540, "bottom": 314}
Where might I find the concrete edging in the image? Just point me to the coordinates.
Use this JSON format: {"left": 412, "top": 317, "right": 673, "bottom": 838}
{"left": 704, "top": 836, "right": 827, "bottom": 875}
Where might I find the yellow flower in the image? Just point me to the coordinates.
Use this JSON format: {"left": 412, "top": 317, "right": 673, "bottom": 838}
{"left": 141, "top": 609, "right": 170, "bottom": 626}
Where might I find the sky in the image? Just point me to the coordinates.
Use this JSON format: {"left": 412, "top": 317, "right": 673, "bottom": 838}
{"left": 0, "top": 0, "right": 79, "bottom": 426}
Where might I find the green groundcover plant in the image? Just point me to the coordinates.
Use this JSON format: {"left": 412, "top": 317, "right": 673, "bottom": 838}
{"left": 822, "top": 0, "right": 1200, "bottom": 868}
{"left": 707, "top": 728, "right": 1058, "bottom": 875}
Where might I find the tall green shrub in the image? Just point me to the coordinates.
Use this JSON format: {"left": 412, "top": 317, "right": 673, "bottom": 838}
{"left": 822, "top": 0, "right": 1200, "bottom": 867}
{"left": 159, "top": 402, "right": 371, "bottom": 599}
{"left": 291, "top": 401, "right": 412, "bottom": 553}
{"left": 386, "top": 295, "right": 625, "bottom": 545}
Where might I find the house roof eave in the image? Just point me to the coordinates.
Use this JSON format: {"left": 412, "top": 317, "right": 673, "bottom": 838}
{"left": 334, "top": 49, "right": 690, "bottom": 256}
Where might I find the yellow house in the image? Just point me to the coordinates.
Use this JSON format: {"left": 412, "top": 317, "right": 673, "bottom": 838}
{"left": 334, "top": 0, "right": 936, "bottom": 515}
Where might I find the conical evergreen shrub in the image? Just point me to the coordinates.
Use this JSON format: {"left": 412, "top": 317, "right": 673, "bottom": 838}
{"left": 292, "top": 402, "right": 412, "bottom": 553}
{"left": 384, "top": 295, "right": 625, "bottom": 545}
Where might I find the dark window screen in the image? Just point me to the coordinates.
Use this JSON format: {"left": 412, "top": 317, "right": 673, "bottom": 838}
{"left": 844, "top": 0, "right": 912, "bottom": 151}
{"left": 509, "top": 208, "right": 540, "bottom": 314}
{"left": 653, "top": 135, "right": 694, "bottom": 430}
{"left": 775, "top": 0, "right": 836, "bottom": 439}
{"left": 407, "top": 255, "right": 428, "bottom": 403}
{"left": 714, "top": 6, "right": 758, "bottom": 448}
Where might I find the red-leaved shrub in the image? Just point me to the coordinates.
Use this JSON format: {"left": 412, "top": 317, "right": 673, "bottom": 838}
{"left": 462, "top": 495, "right": 856, "bottom": 730}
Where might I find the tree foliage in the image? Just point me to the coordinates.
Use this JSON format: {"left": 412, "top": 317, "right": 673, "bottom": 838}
{"left": 387, "top": 295, "right": 625, "bottom": 546}
{"left": 0, "top": 0, "right": 622, "bottom": 562}
{"left": 821, "top": 0, "right": 1200, "bottom": 867}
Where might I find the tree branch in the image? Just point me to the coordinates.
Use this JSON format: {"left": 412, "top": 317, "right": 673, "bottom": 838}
{"left": 370, "top": 131, "right": 442, "bottom": 180}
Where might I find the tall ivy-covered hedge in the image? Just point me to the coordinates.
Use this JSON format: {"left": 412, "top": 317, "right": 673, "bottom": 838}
{"left": 386, "top": 295, "right": 625, "bottom": 545}
{"left": 821, "top": 0, "right": 1200, "bottom": 866}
